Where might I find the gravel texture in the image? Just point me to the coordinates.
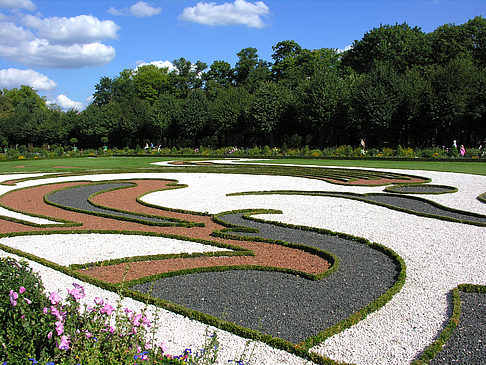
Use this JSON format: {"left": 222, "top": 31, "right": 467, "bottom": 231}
{"left": 429, "top": 291, "right": 486, "bottom": 364}
{"left": 385, "top": 184, "right": 457, "bottom": 194}
{"left": 132, "top": 212, "right": 397, "bottom": 343}
{"left": 46, "top": 182, "right": 176, "bottom": 225}
{"left": 0, "top": 166, "right": 485, "bottom": 364}
{"left": 0, "top": 233, "right": 229, "bottom": 266}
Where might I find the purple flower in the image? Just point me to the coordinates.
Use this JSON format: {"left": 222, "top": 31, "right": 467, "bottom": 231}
{"left": 49, "top": 292, "right": 60, "bottom": 305}
{"left": 94, "top": 297, "right": 103, "bottom": 306}
{"left": 9, "top": 290, "right": 18, "bottom": 306}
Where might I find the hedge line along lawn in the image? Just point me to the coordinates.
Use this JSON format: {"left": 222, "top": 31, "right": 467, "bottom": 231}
{"left": 248, "top": 158, "right": 486, "bottom": 176}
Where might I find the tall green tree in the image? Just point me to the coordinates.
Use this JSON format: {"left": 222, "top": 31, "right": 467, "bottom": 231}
{"left": 234, "top": 47, "right": 271, "bottom": 90}
{"left": 177, "top": 89, "right": 209, "bottom": 145}
{"left": 132, "top": 65, "right": 172, "bottom": 104}
{"left": 149, "top": 93, "right": 179, "bottom": 146}
{"left": 297, "top": 68, "right": 348, "bottom": 147}
{"left": 350, "top": 63, "right": 402, "bottom": 145}
{"left": 247, "top": 81, "right": 290, "bottom": 146}
{"left": 209, "top": 87, "right": 250, "bottom": 146}
{"left": 342, "top": 23, "right": 431, "bottom": 73}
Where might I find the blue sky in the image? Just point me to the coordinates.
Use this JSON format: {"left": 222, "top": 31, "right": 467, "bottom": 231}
{"left": 0, "top": 0, "right": 483, "bottom": 110}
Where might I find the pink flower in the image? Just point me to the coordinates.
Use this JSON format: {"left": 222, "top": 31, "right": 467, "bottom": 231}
{"left": 100, "top": 303, "right": 114, "bottom": 315}
{"left": 68, "top": 287, "right": 84, "bottom": 302}
{"left": 132, "top": 313, "right": 143, "bottom": 326}
{"left": 23, "top": 298, "right": 32, "bottom": 305}
{"left": 49, "top": 292, "right": 61, "bottom": 305}
{"left": 43, "top": 307, "right": 49, "bottom": 315}
{"left": 124, "top": 308, "right": 132, "bottom": 314}
{"left": 159, "top": 342, "right": 168, "bottom": 353}
{"left": 47, "top": 331, "right": 53, "bottom": 339}
{"left": 72, "top": 283, "right": 85, "bottom": 296}
{"left": 94, "top": 297, "right": 103, "bottom": 306}
{"left": 85, "top": 330, "right": 93, "bottom": 338}
{"left": 55, "top": 320, "right": 64, "bottom": 336}
{"left": 58, "top": 335, "right": 70, "bottom": 350}
{"left": 50, "top": 306, "right": 61, "bottom": 319}
{"left": 9, "top": 290, "right": 18, "bottom": 306}
{"left": 19, "top": 287, "right": 26, "bottom": 294}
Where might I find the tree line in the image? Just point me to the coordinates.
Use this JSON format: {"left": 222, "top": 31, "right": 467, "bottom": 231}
{"left": 1, "top": 16, "right": 485, "bottom": 150}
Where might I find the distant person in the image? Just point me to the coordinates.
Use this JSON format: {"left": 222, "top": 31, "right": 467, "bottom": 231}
{"left": 360, "top": 139, "right": 366, "bottom": 148}
{"left": 460, "top": 145, "right": 466, "bottom": 157}
{"left": 453, "top": 140, "right": 457, "bottom": 149}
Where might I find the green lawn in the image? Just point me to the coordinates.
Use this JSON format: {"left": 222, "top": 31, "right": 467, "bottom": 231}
{"left": 0, "top": 156, "right": 188, "bottom": 173}
{"left": 248, "top": 158, "right": 486, "bottom": 176}
{"left": 0, "top": 156, "right": 485, "bottom": 176}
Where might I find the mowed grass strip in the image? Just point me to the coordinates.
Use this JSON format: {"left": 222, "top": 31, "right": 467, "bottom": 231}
{"left": 248, "top": 158, "right": 486, "bottom": 176}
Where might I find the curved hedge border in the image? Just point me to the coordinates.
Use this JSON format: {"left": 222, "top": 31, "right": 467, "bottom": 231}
{"left": 0, "top": 181, "right": 84, "bottom": 228}
{"left": 384, "top": 184, "right": 458, "bottom": 195}
{"left": 3, "top": 166, "right": 460, "bottom": 364}
{"left": 227, "top": 190, "right": 486, "bottom": 227}
{"left": 412, "top": 284, "right": 486, "bottom": 364}
{"left": 43, "top": 180, "right": 203, "bottom": 228}
{"left": 478, "top": 192, "right": 486, "bottom": 204}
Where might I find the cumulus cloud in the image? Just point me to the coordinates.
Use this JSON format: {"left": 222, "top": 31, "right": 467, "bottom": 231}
{"left": 47, "top": 94, "right": 82, "bottom": 110}
{"left": 0, "top": 0, "right": 36, "bottom": 11}
{"left": 108, "top": 1, "right": 161, "bottom": 18}
{"left": 179, "top": 0, "right": 270, "bottom": 29}
{"left": 0, "top": 14, "right": 119, "bottom": 68}
{"left": 0, "top": 68, "right": 57, "bottom": 90}
{"left": 22, "top": 14, "right": 119, "bottom": 44}
{"left": 337, "top": 45, "right": 353, "bottom": 53}
{"left": 136, "top": 60, "right": 176, "bottom": 72}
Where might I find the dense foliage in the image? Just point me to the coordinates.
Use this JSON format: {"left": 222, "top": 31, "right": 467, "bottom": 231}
{"left": 1, "top": 17, "right": 485, "bottom": 150}
{"left": 0, "top": 258, "right": 220, "bottom": 364}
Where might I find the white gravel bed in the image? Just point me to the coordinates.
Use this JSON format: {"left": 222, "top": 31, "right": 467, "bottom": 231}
{"left": 0, "top": 233, "right": 230, "bottom": 266}
{"left": 1, "top": 167, "right": 485, "bottom": 364}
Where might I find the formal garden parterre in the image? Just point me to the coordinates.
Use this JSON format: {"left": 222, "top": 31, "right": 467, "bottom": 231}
{"left": 0, "top": 160, "right": 485, "bottom": 364}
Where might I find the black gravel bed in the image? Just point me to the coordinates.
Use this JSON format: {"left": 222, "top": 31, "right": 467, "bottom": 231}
{"left": 363, "top": 194, "right": 486, "bottom": 224}
{"left": 46, "top": 183, "right": 175, "bottom": 224}
{"left": 281, "top": 191, "right": 486, "bottom": 225}
{"left": 429, "top": 291, "right": 486, "bottom": 364}
{"left": 385, "top": 185, "right": 457, "bottom": 194}
{"left": 131, "top": 213, "right": 398, "bottom": 343}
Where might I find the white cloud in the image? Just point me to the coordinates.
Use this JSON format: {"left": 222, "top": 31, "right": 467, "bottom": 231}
{"left": 337, "top": 45, "right": 353, "bottom": 53}
{"left": 130, "top": 1, "right": 161, "bottom": 17}
{"left": 0, "top": 0, "right": 36, "bottom": 11}
{"left": 179, "top": 0, "right": 270, "bottom": 29}
{"left": 22, "top": 15, "right": 119, "bottom": 44}
{"left": 108, "top": 1, "right": 161, "bottom": 18}
{"left": 0, "top": 14, "right": 118, "bottom": 68}
{"left": 0, "top": 68, "right": 57, "bottom": 90}
{"left": 136, "top": 60, "right": 176, "bottom": 72}
{"left": 47, "top": 94, "right": 82, "bottom": 110}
